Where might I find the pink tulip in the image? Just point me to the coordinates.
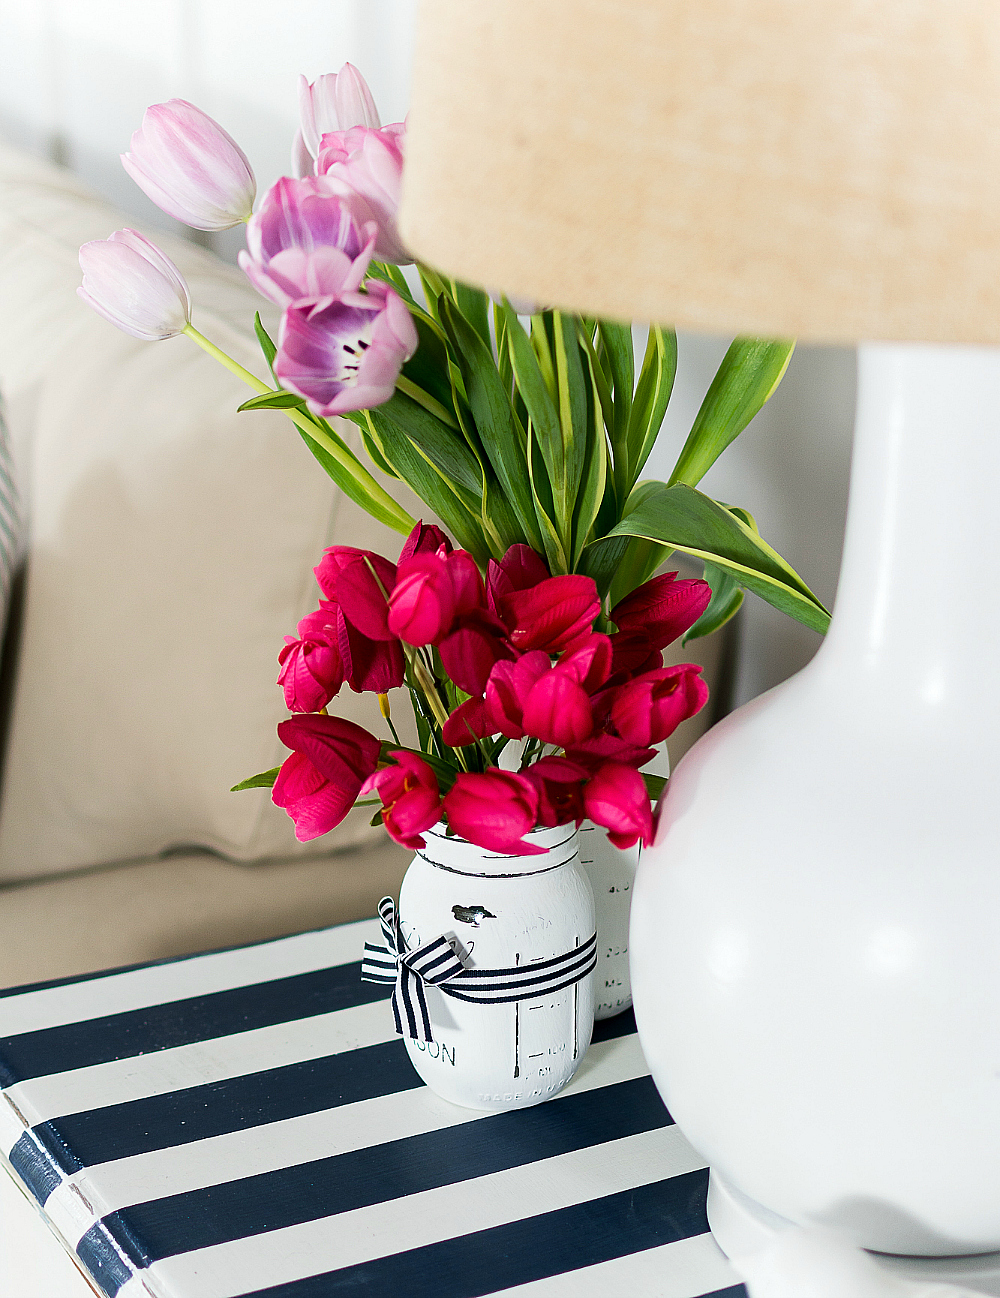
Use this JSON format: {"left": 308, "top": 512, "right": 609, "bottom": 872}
{"left": 272, "top": 714, "right": 381, "bottom": 841}
{"left": 611, "top": 571, "right": 712, "bottom": 648}
{"left": 313, "top": 548, "right": 404, "bottom": 693}
{"left": 238, "top": 175, "right": 375, "bottom": 310}
{"left": 399, "top": 521, "right": 452, "bottom": 562}
{"left": 607, "top": 627, "right": 663, "bottom": 685}
{"left": 439, "top": 608, "right": 515, "bottom": 697}
{"left": 583, "top": 762, "right": 654, "bottom": 850}
{"left": 122, "top": 100, "right": 255, "bottom": 231}
{"left": 611, "top": 663, "right": 709, "bottom": 746}
{"left": 485, "top": 652, "right": 550, "bottom": 740}
{"left": 523, "top": 756, "right": 589, "bottom": 828}
{"left": 387, "top": 549, "right": 482, "bottom": 646}
{"left": 442, "top": 695, "right": 492, "bottom": 747}
{"left": 277, "top": 606, "right": 344, "bottom": 712}
{"left": 319, "top": 547, "right": 398, "bottom": 641}
{"left": 274, "top": 278, "right": 417, "bottom": 416}
{"left": 443, "top": 770, "right": 544, "bottom": 855}
{"left": 337, "top": 611, "right": 405, "bottom": 694}
{"left": 564, "top": 732, "right": 656, "bottom": 774}
{"left": 486, "top": 544, "right": 549, "bottom": 616}
{"left": 521, "top": 669, "right": 595, "bottom": 748}
{"left": 361, "top": 751, "right": 441, "bottom": 849}
{"left": 78, "top": 229, "right": 192, "bottom": 341}
{"left": 292, "top": 64, "right": 382, "bottom": 178}
{"left": 500, "top": 574, "right": 600, "bottom": 653}
{"left": 316, "top": 125, "right": 410, "bottom": 264}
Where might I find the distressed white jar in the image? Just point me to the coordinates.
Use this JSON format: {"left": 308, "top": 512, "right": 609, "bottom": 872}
{"left": 398, "top": 822, "right": 595, "bottom": 1110}
{"left": 578, "top": 824, "right": 638, "bottom": 1020}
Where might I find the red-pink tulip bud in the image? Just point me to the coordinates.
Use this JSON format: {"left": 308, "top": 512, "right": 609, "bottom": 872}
{"left": 273, "top": 714, "right": 381, "bottom": 842}
{"left": 611, "top": 664, "right": 709, "bottom": 746}
{"left": 501, "top": 574, "right": 600, "bottom": 653}
{"left": 360, "top": 751, "right": 441, "bottom": 849}
{"left": 583, "top": 762, "right": 653, "bottom": 850}
{"left": 442, "top": 771, "right": 543, "bottom": 855}
{"left": 611, "top": 571, "right": 712, "bottom": 649}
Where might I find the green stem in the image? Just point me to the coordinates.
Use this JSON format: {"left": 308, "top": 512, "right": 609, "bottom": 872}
{"left": 183, "top": 324, "right": 416, "bottom": 537}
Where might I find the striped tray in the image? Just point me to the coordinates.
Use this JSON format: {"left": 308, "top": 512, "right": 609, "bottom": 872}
{"left": 0, "top": 917, "right": 744, "bottom": 1298}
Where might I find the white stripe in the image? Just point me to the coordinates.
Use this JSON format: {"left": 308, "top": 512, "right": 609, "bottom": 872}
{"left": 0, "top": 919, "right": 380, "bottom": 1038}
{"left": 5, "top": 996, "right": 397, "bottom": 1129}
{"left": 487, "top": 1230, "right": 738, "bottom": 1298}
{"left": 122, "top": 1125, "right": 708, "bottom": 1298}
{"left": 47, "top": 1034, "right": 650, "bottom": 1242}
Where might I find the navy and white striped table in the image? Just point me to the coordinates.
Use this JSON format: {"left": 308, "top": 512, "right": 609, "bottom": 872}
{"left": 0, "top": 917, "right": 745, "bottom": 1298}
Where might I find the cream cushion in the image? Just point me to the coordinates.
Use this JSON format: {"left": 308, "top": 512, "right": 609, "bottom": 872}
{"left": 0, "top": 140, "right": 414, "bottom": 883}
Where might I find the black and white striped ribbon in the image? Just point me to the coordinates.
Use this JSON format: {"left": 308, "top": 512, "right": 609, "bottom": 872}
{"left": 361, "top": 896, "right": 598, "bottom": 1043}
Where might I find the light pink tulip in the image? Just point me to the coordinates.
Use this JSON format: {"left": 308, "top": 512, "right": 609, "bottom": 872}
{"left": 122, "top": 100, "right": 255, "bottom": 231}
{"left": 292, "top": 64, "right": 382, "bottom": 178}
{"left": 78, "top": 229, "right": 191, "bottom": 341}
{"left": 316, "top": 125, "right": 410, "bottom": 264}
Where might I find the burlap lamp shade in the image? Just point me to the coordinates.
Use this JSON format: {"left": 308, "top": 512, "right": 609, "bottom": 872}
{"left": 400, "top": 0, "right": 1000, "bottom": 345}
{"left": 401, "top": 0, "right": 1000, "bottom": 1272}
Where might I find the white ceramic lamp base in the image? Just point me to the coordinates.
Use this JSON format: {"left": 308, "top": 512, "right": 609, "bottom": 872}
{"left": 631, "top": 343, "right": 1000, "bottom": 1262}
{"left": 707, "top": 1171, "right": 1000, "bottom": 1297}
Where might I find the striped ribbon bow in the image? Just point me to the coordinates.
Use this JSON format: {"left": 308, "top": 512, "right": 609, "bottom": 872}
{"left": 361, "top": 896, "right": 599, "bottom": 1043}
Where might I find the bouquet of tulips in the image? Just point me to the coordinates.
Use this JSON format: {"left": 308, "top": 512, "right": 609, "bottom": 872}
{"left": 77, "top": 63, "right": 831, "bottom": 855}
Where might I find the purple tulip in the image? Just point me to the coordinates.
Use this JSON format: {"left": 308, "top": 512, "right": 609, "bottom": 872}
{"left": 292, "top": 64, "right": 382, "bottom": 178}
{"left": 121, "top": 100, "right": 255, "bottom": 231}
{"left": 78, "top": 229, "right": 192, "bottom": 341}
{"left": 360, "top": 751, "right": 441, "bottom": 850}
{"left": 238, "top": 176, "right": 375, "bottom": 310}
{"left": 316, "top": 124, "right": 410, "bottom": 264}
{"left": 274, "top": 278, "right": 418, "bottom": 416}
{"left": 443, "top": 771, "right": 544, "bottom": 855}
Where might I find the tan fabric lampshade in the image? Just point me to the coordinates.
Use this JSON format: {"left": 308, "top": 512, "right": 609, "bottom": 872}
{"left": 400, "top": 0, "right": 1000, "bottom": 344}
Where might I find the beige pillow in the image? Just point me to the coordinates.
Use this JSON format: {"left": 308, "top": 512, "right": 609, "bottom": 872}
{"left": 0, "top": 140, "right": 411, "bottom": 883}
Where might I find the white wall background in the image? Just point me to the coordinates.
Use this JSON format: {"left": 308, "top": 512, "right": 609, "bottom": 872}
{"left": 0, "top": 0, "right": 856, "bottom": 709}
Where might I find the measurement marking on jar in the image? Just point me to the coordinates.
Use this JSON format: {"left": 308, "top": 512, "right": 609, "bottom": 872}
{"left": 573, "top": 935, "right": 580, "bottom": 1059}
{"left": 513, "top": 952, "right": 520, "bottom": 1079}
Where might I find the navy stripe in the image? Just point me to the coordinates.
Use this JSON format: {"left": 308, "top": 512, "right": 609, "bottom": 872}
{"left": 76, "top": 1226, "right": 133, "bottom": 1298}
{"left": 591, "top": 1006, "right": 637, "bottom": 1042}
{"left": 33, "top": 1038, "right": 422, "bottom": 1177}
{"left": 28, "top": 1010, "right": 633, "bottom": 1180}
{"left": 0, "top": 962, "right": 389, "bottom": 1086}
{"left": 238, "top": 1170, "right": 714, "bottom": 1298}
{"left": 8, "top": 1132, "right": 62, "bottom": 1204}
{"left": 103, "top": 1074, "right": 671, "bottom": 1266}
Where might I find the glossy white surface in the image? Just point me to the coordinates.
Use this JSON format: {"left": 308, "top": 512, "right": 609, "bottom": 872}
{"left": 631, "top": 343, "right": 1000, "bottom": 1255}
{"left": 399, "top": 824, "right": 595, "bottom": 1110}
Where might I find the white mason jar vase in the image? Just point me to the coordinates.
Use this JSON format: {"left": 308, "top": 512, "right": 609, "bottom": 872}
{"left": 580, "top": 744, "right": 667, "bottom": 1020}
{"left": 398, "top": 822, "right": 595, "bottom": 1110}
{"left": 578, "top": 824, "right": 638, "bottom": 1020}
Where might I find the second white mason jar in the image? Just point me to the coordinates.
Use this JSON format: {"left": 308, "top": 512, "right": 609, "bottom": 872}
{"left": 398, "top": 822, "right": 596, "bottom": 1111}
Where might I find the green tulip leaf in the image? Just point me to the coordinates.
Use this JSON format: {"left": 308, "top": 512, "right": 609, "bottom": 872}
{"left": 683, "top": 560, "right": 745, "bottom": 643}
{"left": 593, "top": 481, "right": 830, "bottom": 633}
{"left": 232, "top": 767, "right": 280, "bottom": 792}
{"left": 669, "top": 338, "right": 795, "bottom": 488}
{"left": 238, "top": 389, "right": 307, "bottom": 412}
